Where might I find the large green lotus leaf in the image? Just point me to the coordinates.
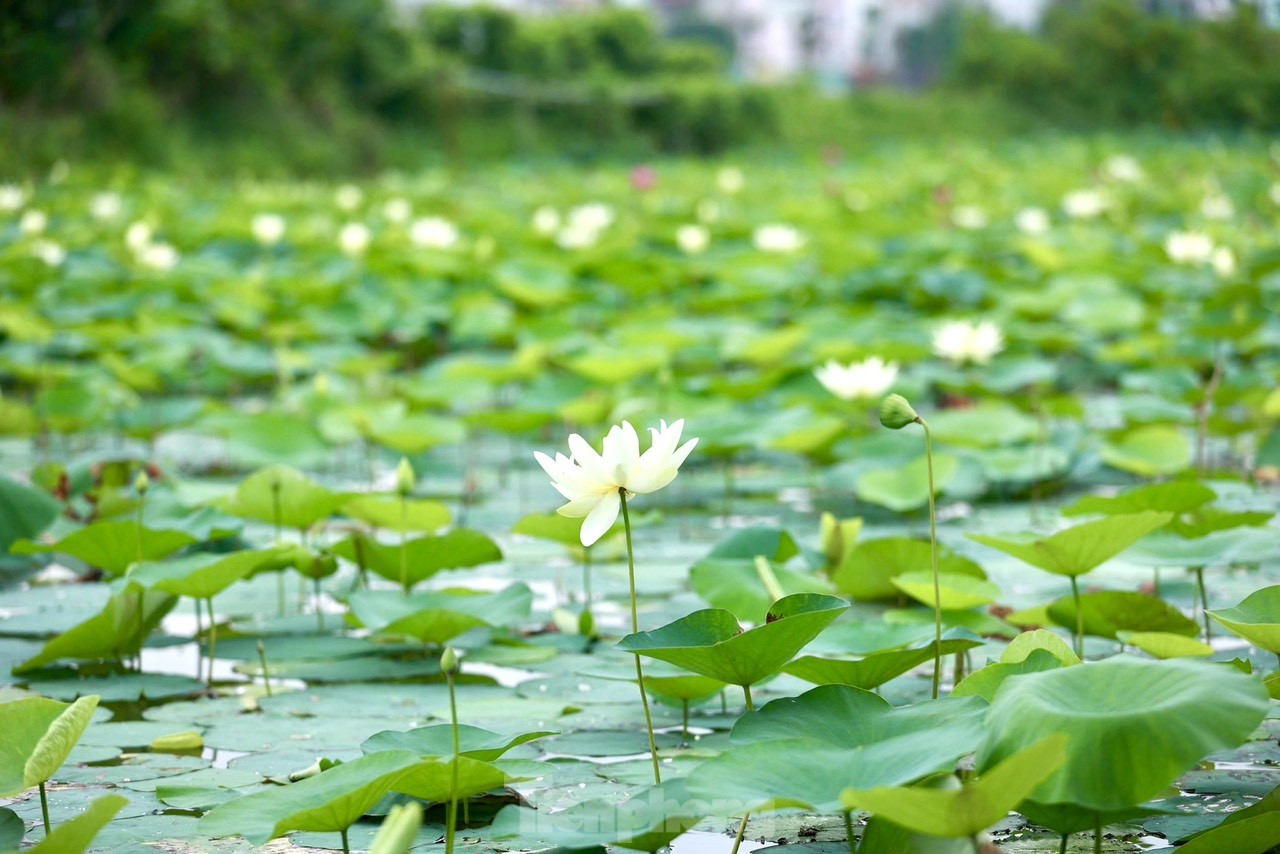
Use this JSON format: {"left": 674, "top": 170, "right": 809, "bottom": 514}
{"left": 16, "top": 592, "right": 177, "bottom": 672}
{"left": 0, "top": 475, "right": 61, "bottom": 553}
{"left": 730, "top": 685, "right": 987, "bottom": 751}
{"left": 856, "top": 454, "right": 959, "bottom": 513}
{"left": 1101, "top": 425, "right": 1191, "bottom": 477}
{"left": 365, "top": 414, "right": 466, "bottom": 455}
{"left": 976, "top": 656, "right": 1269, "bottom": 812}
{"left": 703, "top": 527, "right": 800, "bottom": 563}
{"left": 976, "top": 444, "right": 1071, "bottom": 484}
{"left": 361, "top": 725, "right": 556, "bottom": 762}
{"left": 24, "top": 793, "right": 127, "bottom": 854}
{"left": 331, "top": 529, "right": 502, "bottom": 587}
{"left": 0, "top": 695, "right": 98, "bottom": 795}
{"left": 563, "top": 347, "right": 667, "bottom": 385}
{"left": 1000, "top": 629, "right": 1080, "bottom": 666}
{"left": 1209, "top": 586, "right": 1280, "bottom": 654}
{"left": 926, "top": 404, "right": 1038, "bottom": 448}
{"left": 200, "top": 750, "right": 426, "bottom": 844}
{"left": 1175, "top": 782, "right": 1280, "bottom": 853}
{"left": 1126, "top": 527, "right": 1272, "bottom": 568}
{"left": 511, "top": 512, "right": 595, "bottom": 550}
{"left": 967, "top": 511, "right": 1172, "bottom": 577}
{"left": 218, "top": 413, "right": 331, "bottom": 469}
{"left": 760, "top": 408, "right": 845, "bottom": 456}
{"left": 690, "top": 735, "right": 959, "bottom": 814}
{"left": 891, "top": 571, "right": 1000, "bottom": 610}
{"left": 952, "top": 649, "right": 1065, "bottom": 703}
{"left": 1046, "top": 591, "right": 1198, "bottom": 639}
{"left": 690, "top": 559, "right": 831, "bottom": 625}
{"left": 1062, "top": 481, "right": 1217, "bottom": 517}
{"left": 858, "top": 815, "right": 975, "bottom": 854}
{"left": 126, "top": 550, "right": 273, "bottom": 600}
{"left": 218, "top": 465, "right": 343, "bottom": 531}
{"left": 0, "top": 807, "right": 22, "bottom": 849}
{"left": 392, "top": 754, "right": 510, "bottom": 803}
{"left": 1168, "top": 508, "right": 1273, "bottom": 540}
{"left": 615, "top": 594, "right": 848, "bottom": 687}
{"left": 493, "top": 261, "right": 571, "bottom": 307}
{"left": 342, "top": 496, "right": 451, "bottom": 534}
{"left": 25, "top": 674, "right": 202, "bottom": 703}
{"left": 783, "top": 631, "right": 983, "bottom": 690}
{"left": 12, "top": 520, "right": 196, "bottom": 577}
{"left": 489, "top": 779, "right": 701, "bottom": 852}
{"left": 841, "top": 735, "right": 1068, "bottom": 838}
{"left": 348, "top": 584, "right": 532, "bottom": 644}
{"left": 1116, "top": 631, "right": 1213, "bottom": 659}
{"left": 831, "top": 538, "right": 985, "bottom": 601}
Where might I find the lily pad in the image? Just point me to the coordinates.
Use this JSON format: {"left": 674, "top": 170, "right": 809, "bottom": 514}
{"left": 856, "top": 454, "right": 959, "bottom": 513}
{"left": 967, "top": 511, "right": 1172, "bottom": 577}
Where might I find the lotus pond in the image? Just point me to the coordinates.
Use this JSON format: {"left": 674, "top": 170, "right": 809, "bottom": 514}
{"left": 3, "top": 138, "right": 1280, "bottom": 854}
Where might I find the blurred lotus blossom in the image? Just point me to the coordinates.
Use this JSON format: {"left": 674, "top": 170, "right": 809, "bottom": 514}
{"left": 717, "top": 166, "right": 744, "bottom": 194}
{"left": 252, "top": 213, "right": 286, "bottom": 246}
{"left": 410, "top": 216, "right": 459, "bottom": 249}
{"left": 815, "top": 357, "right": 898, "bottom": 401}
{"left": 19, "top": 210, "right": 46, "bottom": 235}
{"left": 1104, "top": 155, "right": 1143, "bottom": 182}
{"left": 1015, "top": 207, "right": 1051, "bottom": 235}
{"left": 335, "top": 184, "right": 362, "bottom": 211}
{"left": 90, "top": 192, "right": 122, "bottom": 221}
{"left": 676, "top": 224, "right": 709, "bottom": 255}
{"left": 1200, "top": 194, "right": 1234, "bottom": 220}
{"left": 339, "top": 222, "right": 370, "bottom": 256}
{"left": 0, "top": 185, "right": 26, "bottom": 212}
{"left": 31, "top": 240, "right": 65, "bottom": 267}
{"left": 952, "top": 205, "right": 987, "bottom": 230}
{"left": 934, "top": 320, "right": 1004, "bottom": 365}
{"left": 1165, "top": 230, "right": 1215, "bottom": 265}
{"left": 532, "top": 206, "right": 560, "bottom": 236}
{"left": 383, "top": 198, "right": 412, "bottom": 224}
{"left": 1062, "top": 188, "right": 1108, "bottom": 218}
{"left": 753, "top": 223, "right": 804, "bottom": 253}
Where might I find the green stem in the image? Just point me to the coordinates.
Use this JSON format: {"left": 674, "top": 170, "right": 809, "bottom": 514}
{"left": 1195, "top": 567, "right": 1210, "bottom": 642}
{"left": 920, "top": 419, "right": 942, "bottom": 700}
{"left": 257, "top": 640, "right": 272, "bottom": 697}
{"left": 743, "top": 684, "right": 754, "bottom": 712}
{"left": 39, "top": 781, "right": 50, "bottom": 835}
{"left": 205, "top": 597, "right": 218, "bottom": 690}
{"left": 682, "top": 699, "right": 690, "bottom": 742}
{"left": 194, "top": 597, "right": 203, "bottom": 679}
{"left": 314, "top": 577, "right": 324, "bottom": 632}
{"left": 583, "top": 547, "right": 592, "bottom": 604}
{"left": 446, "top": 670, "right": 460, "bottom": 854}
{"left": 1059, "top": 833, "right": 1068, "bottom": 854}
{"left": 272, "top": 481, "right": 284, "bottom": 616}
{"left": 341, "top": 827, "right": 349, "bottom": 854}
{"left": 731, "top": 811, "right": 750, "bottom": 854}
{"left": 1094, "top": 813, "right": 1102, "bottom": 854}
{"left": 621, "top": 490, "right": 661, "bottom": 785}
{"left": 844, "top": 810, "right": 856, "bottom": 854}
{"left": 753, "top": 556, "right": 786, "bottom": 603}
{"left": 1070, "top": 576, "right": 1084, "bottom": 659}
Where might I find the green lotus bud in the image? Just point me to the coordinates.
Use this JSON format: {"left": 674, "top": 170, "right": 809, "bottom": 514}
{"left": 578, "top": 608, "right": 596, "bottom": 638}
{"left": 370, "top": 801, "right": 423, "bottom": 854}
{"left": 396, "top": 457, "right": 415, "bottom": 497}
{"left": 879, "top": 394, "right": 920, "bottom": 429}
{"left": 134, "top": 469, "right": 150, "bottom": 495}
{"left": 440, "top": 646, "right": 460, "bottom": 675}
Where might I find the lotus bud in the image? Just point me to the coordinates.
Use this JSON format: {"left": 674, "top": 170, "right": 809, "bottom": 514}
{"left": 578, "top": 608, "right": 597, "bottom": 639}
{"left": 440, "top": 646, "right": 460, "bottom": 675}
{"left": 879, "top": 394, "right": 920, "bottom": 430}
{"left": 134, "top": 470, "right": 150, "bottom": 496}
{"left": 396, "top": 457, "right": 415, "bottom": 497}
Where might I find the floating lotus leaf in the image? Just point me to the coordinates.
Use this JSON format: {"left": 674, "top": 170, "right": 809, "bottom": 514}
{"left": 13, "top": 520, "right": 196, "bottom": 577}
{"left": 616, "top": 593, "right": 848, "bottom": 687}
{"left": 891, "top": 571, "right": 1001, "bottom": 610}
{"left": 342, "top": 495, "right": 451, "bottom": 534}
{"left": 856, "top": 454, "right": 959, "bottom": 513}
{"left": 1062, "top": 480, "right": 1217, "bottom": 518}
{"left": 218, "top": 465, "right": 343, "bottom": 531}
{"left": 348, "top": 583, "right": 532, "bottom": 645}
{"left": 24, "top": 793, "right": 127, "bottom": 854}
{"left": 831, "top": 537, "right": 985, "bottom": 601}
{"left": 16, "top": 592, "right": 176, "bottom": 672}
{"left": 1101, "top": 425, "right": 1191, "bottom": 477}
{"left": 361, "top": 725, "right": 556, "bottom": 762}
{"left": 784, "top": 630, "right": 983, "bottom": 690}
{"left": 0, "top": 475, "right": 60, "bottom": 553}
{"left": 331, "top": 529, "right": 501, "bottom": 588}
{"left": 968, "top": 511, "right": 1172, "bottom": 577}
{"left": 1046, "top": 590, "right": 1198, "bottom": 639}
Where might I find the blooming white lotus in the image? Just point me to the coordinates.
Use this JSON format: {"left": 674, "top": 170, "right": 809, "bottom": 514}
{"left": 532, "top": 206, "right": 560, "bottom": 236}
{"left": 933, "top": 320, "right": 1004, "bottom": 365}
{"left": 1165, "top": 231, "right": 1215, "bottom": 265}
{"left": 90, "top": 192, "right": 122, "bottom": 221}
{"left": 19, "top": 210, "right": 47, "bottom": 235}
{"left": 125, "top": 221, "right": 152, "bottom": 252}
{"left": 1062, "top": 188, "right": 1108, "bottom": 219}
{"left": 31, "top": 240, "right": 65, "bottom": 267}
{"left": 339, "top": 222, "right": 371, "bottom": 256}
{"left": 535, "top": 420, "right": 698, "bottom": 547}
{"left": 753, "top": 223, "right": 804, "bottom": 253}
{"left": 1015, "top": 207, "right": 1050, "bottom": 236}
{"left": 138, "top": 242, "right": 179, "bottom": 271}
{"left": 410, "top": 216, "right": 459, "bottom": 249}
{"left": 252, "top": 213, "right": 286, "bottom": 246}
{"left": 815, "top": 357, "right": 898, "bottom": 401}
{"left": 1212, "top": 246, "right": 1237, "bottom": 277}
{"left": 676, "top": 224, "right": 709, "bottom": 255}
{"left": 0, "top": 184, "right": 26, "bottom": 212}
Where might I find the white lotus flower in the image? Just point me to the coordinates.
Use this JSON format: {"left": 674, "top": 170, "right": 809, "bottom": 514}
{"left": 31, "top": 240, "right": 65, "bottom": 267}
{"left": 676, "top": 224, "right": 709, "bottom": 255}
{"left": 1015, "top": 207, "right": 1050, "bottom": 236}
{"left": 1212, "top": 246, "right": 1236, "bottom": 277}
{"left": 952, "top": 205, "right": 987, "bottom": 230}
{"left": 1165, "top": 231, "right": 1215, "bottom": 265}
{"left": 410, "top": 216, "right": 459, "bottom": 249}
{"left": 90, "top": 192, "right": 122, "bottom": 221}
{"left": 753, "top": 223, "right": 804, "bottom": 253}
{"left": 0, "top": 184, "right": 26, "bottom": 212}
{"left": 933, "top": 320, "right": 1004, "bottom": 365}
{"left": 335, "top": 184, "right": 362, "bottom": 212}
{"left": 125, "top": 221, "right": 152, "bottom": 252}
{"left": 568, "top": 203, "right": 613, "bottom": 233}
{"left": 532, "top": 206, "right": 560, "bottom": 236}
{"left": 1104, "top": 155, "right": 1143, "bottom": 182}
{"left": 717, "top": 166, "right": 744, "bottom": 194}
{"left": 1201, "top": 194, "right": 1234, "bottom": 220}
{"left": 252, "top": 213, "right": 286, "bottom": 246}
{"left": 138, "top": 242, "right": 179, "bottom": 271}
{"left": 383, "top": 198, "right": 412, "bottom": 224}
{"left": 339, "top": 222, "right": 370, "bottom": 256}
{"left": 815, "top": 357, "right": 898, "bottom": 401}
{"left": 535, "top": 420, "right": 698, "bottom": 547}
{"left": 1062, "top": 189, "right": 1108, "bottom": 219}
{"left": 20, "top": 210, "right": 46, "bottom": 235}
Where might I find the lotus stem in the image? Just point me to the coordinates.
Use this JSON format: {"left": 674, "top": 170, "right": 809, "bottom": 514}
{"left": 1070, "top": 576, "right": 1084, "bottom": 659}
{"left": 446, "top": 667, "right": 460, "bottom": 854}
{"left": 682, "top": 700, "right": 690, "bottom": 742}
{"left": 1195, "top": 567, "right": 1210, "bottom": 642}
{"left": 39, "top": 781, "right": 50, "bottom": 835}
{"left": 920, "top": 419, "right": 943, "bottom": 700}
{"left": 743, "top": 684, "right": 754, "bottom": 712}
{"left": 205, "top": 597, "right": 218, "bottom": 690}
{"left": 399, "top": 495, "right": 410, "bottom": 594}
{"left": 1058, "top": 833, "right": 1068, "bottom": 854}
{"left": 314, "top": 577, "right": 325, "bottom": 631}
{"left": 257, "top": 640, "right": 272, "bottom": 697}
{"left": 753, "top": 556, "right": 786, "bottom": 603}
{"left": 620, "top": 491, "right": 661, "bottom": 784}
{"left": 844, "top": 810, "right": 856, "bottom": 854}
{"left": 730, "top": 812, "right": 750, "bottom": 854}
{"left": 272, "top": 480, "right": 284, "bottom": 616}
{"left": 583, "top": 547, "right": 592, "bottom": 605}
{"left": 1094, "top": 813, "right": 1103, "bottom": 854}
{"left": 341, "top": 827, "right": 350, "bottom": 854}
